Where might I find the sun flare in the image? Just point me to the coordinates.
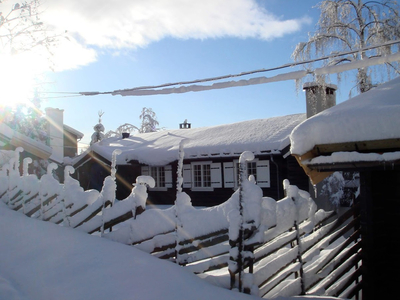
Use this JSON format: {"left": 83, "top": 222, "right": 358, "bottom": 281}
{"left": 0, "top": 54, "right": 38, "bottom": 108}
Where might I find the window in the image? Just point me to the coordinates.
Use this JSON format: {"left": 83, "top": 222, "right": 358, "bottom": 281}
{"left": 223, "top": 159, "right": 270, "bottom": 189}
{"left": 150, "top": 166, "right": 165, "bottom": 188}
{"left": 193, "top": 164, "right": 211, "bottom": 188}
{"left": 141, "top": 165, "right": 172, "bottom": 190}
{"left": 236, "top": 161, "right": 257, "bottom": 183}
{"left": 182, "top": 162, "right": 222, "bottom": 191}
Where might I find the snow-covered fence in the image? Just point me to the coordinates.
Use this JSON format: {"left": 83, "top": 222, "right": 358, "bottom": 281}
{"left": 0, "top": 148, "right": 150, "bottom": 234}
{"left": 103, "top": 177, "right": 361, "bottom": 298}
{"left": 103, "top": 155, "right": 361, "bottom": 298}
{"left": 251, "top": 183, "right": 362, "bottom": 298}
{"left": 0, "top": 148, "right": 362, "bottom": 299}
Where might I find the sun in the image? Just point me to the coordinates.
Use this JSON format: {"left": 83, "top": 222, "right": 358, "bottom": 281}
{"left": 0, "top": 54, "right": 38, "bottom": 108}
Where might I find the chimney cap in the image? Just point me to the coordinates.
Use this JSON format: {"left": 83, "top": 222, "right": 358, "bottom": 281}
{"left": 303, "top": 82, "right": 337, "bottom": 91}
{"left": 179, "top": 119, "right": 191, "bottom": 129}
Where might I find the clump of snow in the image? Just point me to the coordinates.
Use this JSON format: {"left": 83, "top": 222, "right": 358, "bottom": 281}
{"left": 306, "top": 151, "right": 400, "bottom": 165}
{"left": 320, "top": 172, "right": 345, "bottom": 208}
{"left": 291, "top": 76, "right": 400, "bottom": 156}
{"left": 0, "top": 150, "right": 15, "bottom": 168}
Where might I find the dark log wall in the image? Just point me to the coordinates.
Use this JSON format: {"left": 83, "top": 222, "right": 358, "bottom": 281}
{"left": 360, "top": 170, "right": 400, "bottom": 300}
{"left": 285, "top": 155, "right": 309, "bottom": 193}
{"left": 74, "top": 153, "right": 309, "bottom": 207}
{"left": 143, "top": 155, "right": 309, "bottom": 207}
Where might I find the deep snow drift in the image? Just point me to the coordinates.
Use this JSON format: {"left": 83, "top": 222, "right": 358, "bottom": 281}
{"left": 0, "top": 202, "right": 342, "bottom": 300}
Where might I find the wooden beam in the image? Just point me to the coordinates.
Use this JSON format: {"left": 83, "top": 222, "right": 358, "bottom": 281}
{"left": 312, "top": 138, "right": 400, "bottom": 155}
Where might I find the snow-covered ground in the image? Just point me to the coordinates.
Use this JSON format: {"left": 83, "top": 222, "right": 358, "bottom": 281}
{"left": 0, "top": 202, "right": 342, "bottom": 300}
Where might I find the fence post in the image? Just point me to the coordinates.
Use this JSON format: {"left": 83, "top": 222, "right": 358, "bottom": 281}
{"left": 62, "top": 166, "right": 75, "bottom": 226}
{"left": 6, "top": 147, "right": 23, "bottom": 206}
{"left": 229, "top": 151, "right": 256, "bottom": 293}
{"left": 174, "top": 139, "right": 189, "bottom": 265}
{"left": 0, "top": 164, "right": 10, "bottom": 204}
{"left": 101, "top": 149, "right": 121, "bottom": 236}
{"left": 284, "top": 179, "right": 306, "bottom": 295}
{"left": 21, "top": 157, "right": 32, "bottom": 214}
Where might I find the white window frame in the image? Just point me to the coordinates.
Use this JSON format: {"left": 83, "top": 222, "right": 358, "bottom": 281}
{"left": 223, "top": 159, "right": 270, "bottom": 189}
{"left": 141, "top": 165, "right": 172, "bottom": 191}
{"left": 182, "top": 161, "right": 222, "bottom": 191}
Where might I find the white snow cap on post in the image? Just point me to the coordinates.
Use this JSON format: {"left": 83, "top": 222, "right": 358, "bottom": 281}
{"left": 239, "top": 151, "right": 255, "bottom": 164}
{"left": 136, "top": 176, "right": 155, "bottom": 188}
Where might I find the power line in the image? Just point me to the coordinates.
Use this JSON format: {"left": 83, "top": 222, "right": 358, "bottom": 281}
{"left": 41, "top": 39, "right": 400, "bottom": 98}
{"left": 41, "top": 94, "right": 85, "bottom": 100}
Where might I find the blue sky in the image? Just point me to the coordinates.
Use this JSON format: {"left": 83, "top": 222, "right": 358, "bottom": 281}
{"left": 2, "top": 0, "right": 358, "bottom": 149}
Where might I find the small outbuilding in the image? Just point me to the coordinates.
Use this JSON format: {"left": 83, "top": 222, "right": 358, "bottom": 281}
{"left": 290, "top": 76, "right": 400, "bottom": 300}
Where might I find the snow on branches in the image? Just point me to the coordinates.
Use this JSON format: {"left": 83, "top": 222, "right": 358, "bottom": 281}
{"left": 292, "top": 0, "right": 400, "bottom": 94}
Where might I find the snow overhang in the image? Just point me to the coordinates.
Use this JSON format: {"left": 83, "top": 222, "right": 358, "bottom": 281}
{"left": 292, "top": 138, "right": 400, "bottom": 184}
{"left": 11, "top": 131, "right": 52, "bottom": 160}
{"left": 1, "top": 123, "right": 52, "bottom": 160}
{"left": 64, "top": 124, "right": 84, "bottom": 139}
{"left": 72, "top": 150, "right": 111, "bottom": 170}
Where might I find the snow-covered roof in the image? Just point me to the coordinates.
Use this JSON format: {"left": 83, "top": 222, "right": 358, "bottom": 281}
{"left": 290, "top": 76, "right": 400, "bottom": 184}
{"left": 0, "top": 123, "right": 52, "bottom": 160}
{"left": 64, "top": 124, "right": 84, "bottom": 139}
{"left": 88, "top": 114, "right": 305, "bottom": 166}
{"left": 291, "top": 76, "right": 400, "bottom": 156}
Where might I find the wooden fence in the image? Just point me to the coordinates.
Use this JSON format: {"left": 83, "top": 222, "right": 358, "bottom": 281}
{"left": 0, "top": 147, "right": 362, "bottom": 299}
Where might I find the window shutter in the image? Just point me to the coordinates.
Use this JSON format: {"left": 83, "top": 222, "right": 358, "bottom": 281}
{"left": 182, "top": 164, "right": 191, "bottom": 188}
{"left": 223, "top": 162, "right": 235, "bottom": 188}
{"left": 256, "top": 160, "right": 270, "bottom": 188}
{"left": 211, "top": 163, "right": 222, "bottom": 188}
{"left": 165, "top": 165, "right": 173, "bottom": 188}
{"left": 141, "top": 166, "right": 149, "bottom": 176}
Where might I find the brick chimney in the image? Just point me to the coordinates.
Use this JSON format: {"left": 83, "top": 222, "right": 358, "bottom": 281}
{"left": 45, "top": 107, "right": 64, "bottom": 163}
{"left": 303, "top": 82, "right": 337, "bottom": 118}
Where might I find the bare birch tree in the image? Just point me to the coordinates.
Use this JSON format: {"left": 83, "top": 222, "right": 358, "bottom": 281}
{"left": 139, "top": 107, "right": 159, "bottom": 133}
{"left": 292, "top": 0, "right": 400, "bottom": 94}
{"left": 0, "top": 0, "right": 60, "bottom": 56}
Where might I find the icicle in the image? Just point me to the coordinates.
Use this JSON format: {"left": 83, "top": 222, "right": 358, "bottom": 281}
{"left": 61, "top": 166, "right": 75, "bottom": 226}
{"left": 313, "top": 184, "right": 318, "bottom": 198}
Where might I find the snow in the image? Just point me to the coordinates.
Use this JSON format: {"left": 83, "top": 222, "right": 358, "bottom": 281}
{"left": 0, "top": 202, "right": 343, "bottom": 300}
{"left": 0, "top": 149, "right": 351, "bottom": 299}
{"left": 84, "top": 114, "right": 306, "bottom": 166}
{"left": 304, "top": 151, "right": 400, "bottom": 166}
{"left": 98, "top": 51, "right": 400, "bottom": 97}
{"left": 290, "top": 76, "right": 400, "bottom": 156}
{"left": 0, "top": 202, "right": 252, "bottom": 300}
